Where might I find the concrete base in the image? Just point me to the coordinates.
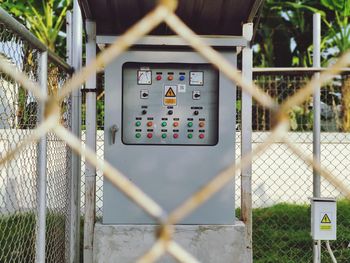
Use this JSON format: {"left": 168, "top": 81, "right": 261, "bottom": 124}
{"left": 94, "top": 222, "right": 248, "bottom": 263}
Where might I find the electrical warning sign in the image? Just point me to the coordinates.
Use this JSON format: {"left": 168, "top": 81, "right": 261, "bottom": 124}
{"left": 321, "top": 214, "right": 331, "bottom": 224}
{"left": 320, "top": 212, "right": 332, "bottom": 231}
{"left": 164, "top": 86, "right": 177, "bottom": 106}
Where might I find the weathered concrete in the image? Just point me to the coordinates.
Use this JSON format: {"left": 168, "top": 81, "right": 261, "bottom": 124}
{"left": 94, "top": 222, "right": 248, "bottom": 263}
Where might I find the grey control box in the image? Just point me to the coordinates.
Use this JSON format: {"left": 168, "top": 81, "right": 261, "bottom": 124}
{"left": 122, "top": 63, "right": 219, "bottom": 145}
{"left": 104, "top": 50, "right": 236, "bottom": 224}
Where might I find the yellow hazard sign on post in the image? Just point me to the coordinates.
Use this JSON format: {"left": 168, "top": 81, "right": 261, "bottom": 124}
{"left": 164, "top": 85, "right": 177, "bottom": 106}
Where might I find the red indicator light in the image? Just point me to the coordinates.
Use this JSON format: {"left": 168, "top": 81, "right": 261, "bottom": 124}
{"left": 147, "top": 133, "right": 153, "bottom": 139}
{"left": 156, "top": 75, "right": 162, "bottom": 81}
{"left": 173, "top": 134, "right": 179, "bottom": 139}
{"left": 199, "top": 134, "right": 205, "bottom": 139}
{"left": 147, "top": 121, "right": 153, "bottom": 127}
{"left": 173, "top": 122, "right": 179, "bottom": 127}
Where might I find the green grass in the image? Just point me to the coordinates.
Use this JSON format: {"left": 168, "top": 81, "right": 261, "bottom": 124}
{"left": 0, "top": 212, "right": 67, "bottom": 263}
{"left": 236, "top": 200, "right": 350, "bottom": 263}
{"left": 2, "top": 201, "right": 350, "bottom": 262}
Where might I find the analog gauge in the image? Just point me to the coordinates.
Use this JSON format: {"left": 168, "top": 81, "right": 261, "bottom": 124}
{"left": 137, "top": 70, "right": 152, "bottom": 85}
{"left": 190, "top": 71, "right": 204, "bottom": 86}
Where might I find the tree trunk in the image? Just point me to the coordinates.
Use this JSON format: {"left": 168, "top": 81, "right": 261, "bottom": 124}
{"left": 342, "top": 75, "right": 350, "bottom": 132}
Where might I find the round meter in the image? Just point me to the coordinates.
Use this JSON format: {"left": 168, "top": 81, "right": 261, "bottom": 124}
{"left": 137, "top": 70, "right": 152, "bottom": 85}
{"left": 190, "top": 71, "right": 204, "bottom": 86}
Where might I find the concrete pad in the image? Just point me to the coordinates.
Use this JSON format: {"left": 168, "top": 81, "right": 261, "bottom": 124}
{"left": 94, "top": 222, "right": 248, "bottom": 263}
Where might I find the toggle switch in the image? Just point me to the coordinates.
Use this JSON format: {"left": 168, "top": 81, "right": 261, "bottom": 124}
{"left": 192, "top": 91, "right": 201, "bottom": 100}
{"left": 140, "top": 90, "right": 149, "bottom": 99}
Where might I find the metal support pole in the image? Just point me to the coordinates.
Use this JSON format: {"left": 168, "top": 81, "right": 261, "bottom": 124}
{"left": 313, "top": 13, "right": 321, "bottom": 197}
{"left": 66, "top": 11, "right": 72, "bottom": 65}
{"left": 35, "top": 51, "right": 48, "bottom": 263}
{"left": 84, "top": 20, "right": 97, "bottom": 263}
{"left": 69, "top": 1, "right": 83, "bottom": 262}
{"left": 313, "top": 13, "right": 322, "bottom": 263}
{"left": 241, "top": 22, "right": 253, "bottom": 263}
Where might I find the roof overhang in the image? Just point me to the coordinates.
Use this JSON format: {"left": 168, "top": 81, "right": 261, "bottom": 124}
{"left": 78, "top": 0, "right": 264, "bottom": 37}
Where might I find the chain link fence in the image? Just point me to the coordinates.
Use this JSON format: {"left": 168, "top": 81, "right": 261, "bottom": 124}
{"left": 238, "top": 70, "right": 350, "bottom": 262}
{"left": 0, "top": 13, "right": 73, "bottom": 263}
{"left": 2, "top": 0, "right": 350, "bottom": 262}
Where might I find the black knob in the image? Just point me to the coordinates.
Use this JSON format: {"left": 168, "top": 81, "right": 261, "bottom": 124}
{"left": 168, "top": 110, "right": 173, "bottom": 115}
{"left": 142, "top": 110, "right": 147, "bottom": 115}
{"left": 194, "top": 93, "right": 200, "bottom": 98}
{"left": 194, "top": 110, "right": 199, "bottom": 116}
{"left": 142, "top": 93, "right": 148, "bottom": 98}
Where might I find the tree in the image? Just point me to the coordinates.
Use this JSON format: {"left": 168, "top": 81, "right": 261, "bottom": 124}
{"left": 1, "top": 0, "right": 71, "bottom": 57}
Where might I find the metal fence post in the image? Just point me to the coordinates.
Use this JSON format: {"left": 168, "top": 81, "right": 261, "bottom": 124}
{"left": 241, "top": 22, "right": 253, "bottom": 263}
{"left": 313, "top": 13, "right": 322, "bottom": 263}
{"left": 35, "top": 51, "right": 48, "bottom": 263}
{"left": 313, "top": 13, "right": 321, "bottom": 198}
{"left": 84, "top": 20, "right": 97, "bottom": 263}
{"left": 70, "top": 1, "right": 83, "bottom": 262}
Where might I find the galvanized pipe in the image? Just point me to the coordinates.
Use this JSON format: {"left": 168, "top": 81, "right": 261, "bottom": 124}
{"left": 84, "top": 20, "right": 97, "bottom": 263}
{"left": 35, "top": 51, "right": 48, "bottom": 263}
{"left": 241, "top": 22, "right": 254, "bottom": 263}
{"left": 313, "top": 13, "right": 322, "bottom": 263}
{"left": 313, "top": 13, "right": 321, "bottom": 198}
{"left": 69, "top": 1, "right": 83, "bottom": 262}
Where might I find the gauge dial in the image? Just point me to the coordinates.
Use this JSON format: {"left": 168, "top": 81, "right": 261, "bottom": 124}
{"left": 137, "top": 70, "right": 152, "bottom": 85}
{"left": 190, "top": 71, "right": 204, "bottom": 86}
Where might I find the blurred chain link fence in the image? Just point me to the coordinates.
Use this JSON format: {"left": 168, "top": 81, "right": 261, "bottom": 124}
{"left": 0, "top": 18, "right": 73, "bottom": 263}
{"left": 1, "top": 1, "right": 350, "bottom": 262}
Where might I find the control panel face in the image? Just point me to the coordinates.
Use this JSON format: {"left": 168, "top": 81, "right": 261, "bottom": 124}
{"left": 122, "top": 63, "right": 219, "bottom": 145}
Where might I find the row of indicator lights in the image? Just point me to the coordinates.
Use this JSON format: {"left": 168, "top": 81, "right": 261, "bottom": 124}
{"left": 136, "top": 121, "right": 205, "bottom": 128}
{"left": 135, "top": 133, "right": 205, "bottom": 139}
{"left": 156, "top": 75, "right": 186, "bottom": 81}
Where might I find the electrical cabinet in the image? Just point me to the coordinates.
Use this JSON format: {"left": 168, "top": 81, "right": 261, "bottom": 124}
{"left": 103, "top": 50, "right": 236, "bottom": 225}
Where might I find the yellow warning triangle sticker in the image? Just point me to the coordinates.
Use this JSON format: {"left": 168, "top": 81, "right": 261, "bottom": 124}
{"left": 165, "top": 87, "right": 176, "bottom": 97}
{"left": 321, "top": 214, "right": 331, "bottom": 224}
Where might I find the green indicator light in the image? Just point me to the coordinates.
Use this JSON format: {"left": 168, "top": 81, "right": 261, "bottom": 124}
{"left": 135, "top": 121, "right": 141, "bottom": 127}
{"left": 161, "top": 122, "right": 167, "bottom": 127}
{"left": 162, "top": 134, "right": 167, "bottom": 139}
{"left": 187, "top": 122, "right": 193, "bottom": 127}
{"left": 187, "top": 134, "right": 193, "bottom": 139}
{"left": 135, "top": 133, "right": 141, "bottom": 138}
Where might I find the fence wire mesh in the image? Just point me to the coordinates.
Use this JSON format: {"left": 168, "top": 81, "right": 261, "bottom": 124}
{"left": 242, "top": 71, "right": 350, "bottom": 262}
{"left": 1, "top": 0, "right": 350, "bottom": 262}
{"left": 46, "top": 63, "right": 72, "bottom": 263}
{"left": 0, "top": 19, "right": 72, "bottom": 263}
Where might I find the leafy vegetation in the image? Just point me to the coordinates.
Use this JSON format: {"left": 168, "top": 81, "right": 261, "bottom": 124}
{"left": 255, "top": 0, "right": 350, "bottom": 67}
{"left": 1, "top": 0, "right": 72, "bottom": 57}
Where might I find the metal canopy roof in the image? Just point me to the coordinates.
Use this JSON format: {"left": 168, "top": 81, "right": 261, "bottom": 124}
{"left": 78, "top": 0, "right": 264, "bottom": 36}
